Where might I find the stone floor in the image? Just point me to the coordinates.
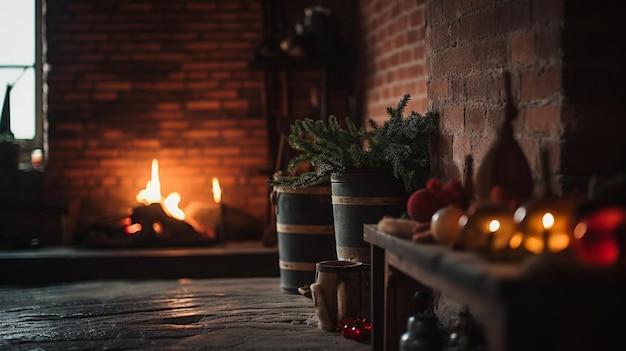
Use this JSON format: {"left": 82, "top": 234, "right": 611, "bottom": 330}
{"left": 0, "top": 277, "right": 372, "bottom": 350}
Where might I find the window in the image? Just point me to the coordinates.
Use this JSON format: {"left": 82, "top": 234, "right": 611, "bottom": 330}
{"left": 0, "top": 0, "right": 45, "bottom": 160}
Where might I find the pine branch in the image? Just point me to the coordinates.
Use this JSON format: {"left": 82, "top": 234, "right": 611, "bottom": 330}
{"left": 267, "top": 94, "right": 438, "bottom": 191}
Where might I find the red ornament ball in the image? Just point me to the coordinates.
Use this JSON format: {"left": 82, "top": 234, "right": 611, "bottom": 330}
{"left": 339, "top": 317, "right": 371, "bottom": 342}
{"left": 572, "top": 206, "right": 626, "bottom": 267}
{"left": 407, "top": 188, "right": 443, "bottom": 222}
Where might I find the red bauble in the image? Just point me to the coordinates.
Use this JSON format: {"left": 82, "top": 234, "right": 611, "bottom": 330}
{"left": 407, "top": 188, "right": 443, "bottom": 222}
{"left": 572, "top": 206, "right": 626, "bottom": 267}
{"left": 339, "top": 317, "right": 371, "bottom": 342}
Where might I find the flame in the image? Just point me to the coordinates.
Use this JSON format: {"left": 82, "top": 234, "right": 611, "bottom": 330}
{"left": 135, "top": 158, "right": 185, "bottom": 221}
{"left": 488, "top": 219, "right": 500, "bottom": 233}
{"left": 163, "top": 192, "right": 185, "bottom": 220}
{"left": 542, "top": 212, "right": 555, "bottom": 229}
{"left": 212, "top": 177, "right": 221, "bottom": 204}
{"left": 136, "top": 159, "right": 162, "bottom": 205}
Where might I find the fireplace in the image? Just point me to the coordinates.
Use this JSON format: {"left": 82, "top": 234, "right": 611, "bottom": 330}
{"left": 73, "top": 158, "right": 266, "bottom": 249}
{"left": 0, "top": 162, "right": 278, "bottom": 286}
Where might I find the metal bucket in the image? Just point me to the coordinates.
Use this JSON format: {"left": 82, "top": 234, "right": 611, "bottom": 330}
{"left": 273, "top": 184, "right": 336, "bottom": 294}
{"left": 331, "top": 171, "right": 408, "bottom": 262}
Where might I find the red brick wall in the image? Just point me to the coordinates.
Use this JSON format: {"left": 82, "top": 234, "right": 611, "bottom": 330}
{"left": 44, "top": 0, "right": 269, "bottom": 239}
{"left": 424, "top": 0, "right": 626, "bottom": 193}
{"left": 425, "top": 0, "right": 562, "bottom": 183}
{"left": 355, "top": 0, "right": 626, "bottom": 194}
{"left": 356, "top": 0, "right": 429, "bottom": 123}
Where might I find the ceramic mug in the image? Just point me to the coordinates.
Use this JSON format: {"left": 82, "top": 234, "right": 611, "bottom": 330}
{"left": 310, "top": 260, "right": 369, "bottom": 331}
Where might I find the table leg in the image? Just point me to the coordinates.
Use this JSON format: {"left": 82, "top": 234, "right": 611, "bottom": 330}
{"left": 370, "top": 243, "right": 385, "bottom": 351}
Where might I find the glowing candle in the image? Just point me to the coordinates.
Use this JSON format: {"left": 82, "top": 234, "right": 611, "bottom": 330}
{"left": 541, "top": 212, "right": 554, "bottom": 253}
{"left": 212, "top": 177, "right": 225, "bottom": 246}
{"left": 31, "top": 149, "right": 43, "bottom": 167}
{"left": 515, "top": 196, "right": 578, "bottom": 254}
{"left": 212, "top": 177, "right": 222, "bottom": 204}
{"left": 488, "top": 219, "right": 500, "bottom": 251}
{"left": 459, "top": 202, "right": 515, "bottom": 253}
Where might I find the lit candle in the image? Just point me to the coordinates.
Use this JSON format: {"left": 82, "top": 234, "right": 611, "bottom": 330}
{"left": 31, "top": 149, "right": 43, "bottom": 167}
{"left": 459, "top": 202, "right": 515, "bottom": 254}
{"left": 212, "top": 177, "right": 222, "bottom": 204}
{"left": 488, "top": 219, "right": 500, "bottom": 252}
{"left": 541, "top": 212, "right": 555, "bottom": 253}
{"left": 212, "top": 177, "right": 225, "bottom": 246}
{"left": 515, "top": 197, "right": 577, "bottom": 255}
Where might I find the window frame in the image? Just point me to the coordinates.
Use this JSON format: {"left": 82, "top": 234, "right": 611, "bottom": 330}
{"left": 0, "top": 0, "right": 46, "bottom": 166}
{"left": 33, "top": 0, "right": 46, "bottom": 162}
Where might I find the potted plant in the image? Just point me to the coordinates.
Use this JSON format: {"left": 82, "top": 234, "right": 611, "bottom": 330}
{"left": 268, "top": 94, "right": 437, "bottom": 193}
{"left": 268, "top": 94, "right": 438, "bottom": 262}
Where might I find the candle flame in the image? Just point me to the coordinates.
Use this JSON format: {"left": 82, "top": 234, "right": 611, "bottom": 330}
{"left": 212, "top": 177, "right": 222, "bottom": 204}
{"left": 488, "top": 219, "right": 500, "bottom": 233}
{"left": 542, "top": 212, "right": 555, "bottom": 230}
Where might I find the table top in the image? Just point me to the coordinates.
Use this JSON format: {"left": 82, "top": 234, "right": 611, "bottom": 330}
{"left": 363, "top": 224, "right": 626, "bottom": 305}
{"left": 0, "top": 277, "right": 371, "bottom": 351}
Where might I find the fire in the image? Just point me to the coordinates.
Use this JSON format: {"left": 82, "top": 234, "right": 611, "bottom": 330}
{"left": 136, "top": 158, "right": 162, "bottom": 205}
{"left": 136, "top": 158, "right": 185, "bottom": 221}
{"left": 163, "top": 192, "right": 185, "bottom": 220}
{"left": 212, "top": 177, "right": 221, "bottom": 204}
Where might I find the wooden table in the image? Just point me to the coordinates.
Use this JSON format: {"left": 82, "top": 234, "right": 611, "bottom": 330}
{"left": 364, "top": 224, "right": 626, "bottom": 351}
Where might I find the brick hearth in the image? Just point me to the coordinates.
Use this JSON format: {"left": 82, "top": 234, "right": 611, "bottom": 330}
{"left": 0, "top": 241, "right": 278, "bottom": 285}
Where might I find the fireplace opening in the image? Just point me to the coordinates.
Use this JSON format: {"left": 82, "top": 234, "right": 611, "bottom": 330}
{"left": 74, "top": 159, "right": 263, "bottom": 248}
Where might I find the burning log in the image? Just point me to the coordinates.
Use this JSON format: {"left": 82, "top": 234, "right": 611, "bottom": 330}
{"left": 130, "top": 203, "right": 200, "bottom": 238}
{"left": 78, "top": 204, "right": 217, "bottom": 248}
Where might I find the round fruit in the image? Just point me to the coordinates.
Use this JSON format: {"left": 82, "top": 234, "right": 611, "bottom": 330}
{"left": 431, "top": 205, "right": 465, "bottom": 246}
{"left": 407, "top": 188, "right": 443, "bottom": 222}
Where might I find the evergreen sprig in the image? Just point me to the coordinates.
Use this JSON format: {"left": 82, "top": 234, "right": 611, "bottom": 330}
{"left": 267, "top": 94, "right": 438, "bottom": 192}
